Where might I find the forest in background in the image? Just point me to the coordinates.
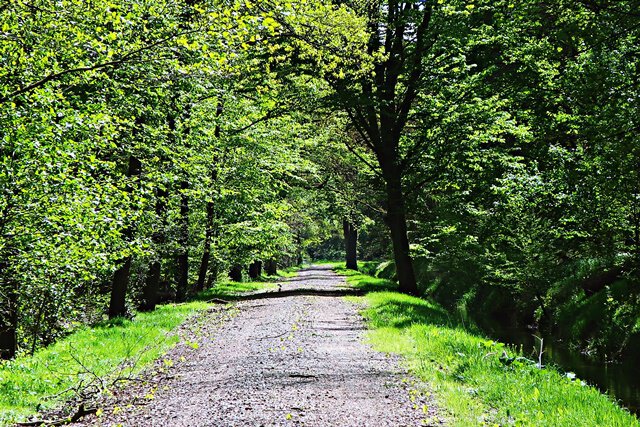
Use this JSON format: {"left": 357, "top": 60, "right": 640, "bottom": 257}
{"left": 1, "top": 0, "right": 639, "bottom": 363}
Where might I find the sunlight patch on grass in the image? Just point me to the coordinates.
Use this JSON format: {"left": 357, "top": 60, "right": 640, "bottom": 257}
{"left": 354, "top": 290, "right": 639, "bottom": 426}
{"left": 194, "top": 281, "right": 277, "bottom": 300}
{"left": 0, "top": 301, "right": 208, "bottom": 425}
{"left": 0, "top": 271, "right": 293, "bottom": 425}
{"left": 276, "top": 265, "right": 302, "bottom": 278}
{"left": 333, "top": 264, "right": 397, "bottom": 292}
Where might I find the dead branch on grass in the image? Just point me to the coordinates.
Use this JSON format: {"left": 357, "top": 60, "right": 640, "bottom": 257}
{"left": 16, "top": 404, "right": 97, "bottom": 426}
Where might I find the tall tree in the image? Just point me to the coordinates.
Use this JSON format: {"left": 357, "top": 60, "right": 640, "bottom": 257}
{"left": 196, "top": 101, "right": 223, "bottom": 292}
{"left": 108, "top": 152, "right": 142, "bottom": 319}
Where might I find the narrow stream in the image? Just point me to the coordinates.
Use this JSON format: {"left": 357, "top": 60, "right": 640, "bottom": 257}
{"left": 480, "top": 322, "right": 640, "bottom": 416}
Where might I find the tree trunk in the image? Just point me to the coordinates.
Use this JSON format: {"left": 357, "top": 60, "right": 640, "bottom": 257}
{"left": 337, "top": 3, "right": 430, "bottom": 296}
{"left": 196, "top": 200, "right": 214, "bottom": 293}
{"left": 343, "top": 219, "right": 358, "bottom": 270}
{"left": 249, "top": 261, "right": 263, "bottom": 279}
{"left": 109, "top": 257, "right": 132, "bottom": 318}
{"left": 109, "top": 155, "right": 142, "bottom": 319}
{"left": 140, "top": 187, "right": 168, "bottom": 312}
{"left": 176, "top": 181, "right": 189, "bottom": 302}
{"left": 383, "top": 171, "right": 418, "bottom": 295}
{"left": 295, "top": 233, "right": 303, "bottom": 266}
{"left": 265, "top": 259, "right": 278, "bottom": 276}
{"left": 205, "top": 230, "right": 221, "bottom": 289}
{"left": 196, "top": 102, "right": 222, "bottom": 292}
{"left": 141, "top": 261, "right": 161, "bottom": 312}
{"left": 229, "top": 264, "right": 243, "bottom": 282}
{"left": 0, "top": 260, "right": 17, "bottom": 360}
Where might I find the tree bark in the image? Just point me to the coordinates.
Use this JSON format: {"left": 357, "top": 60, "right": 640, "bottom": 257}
{"left": 0, "top": 259, "right": 17, "bottom": 360}
{"left": 176, "top": 180, "right": 190, "bottom": 302}
{"left": 196, "top": 102, "right": 223, "bottom": 292}
{"left": 109, "top": 155, "right": 142, "bottom": 319}
{"left": 140, "top": 187, "right": 168, "bottom": 312}
{"left": 295, "top": 233, "right": 304, "bottom": 266}
{"left": 195, "top": 200, "right": 214, "bottom": 293}
{"left": 139, "top": 186, "right": 168, "bottom": 312}
{"left": 229, "top": 264, "right": 243, "bottom": 282}
{"left": 249, "top": 260, "right": 263, "bottom": 279}
{"left": 265, "top": 259, "right": 278, "bottom": 276}
{"left": 334, "top": 4, "right": 432, "bottom": 296}
{"left": 383, "top": 171, "right": 418, "bottom": 295}
{"left": 141, "top": 260, "right": 161, "bottom": 312}
{"left": 343, "top": 219, "right": 358, "bottom": 270}
{"left": 109, "top": 257, "right": 132, "bottom": 318}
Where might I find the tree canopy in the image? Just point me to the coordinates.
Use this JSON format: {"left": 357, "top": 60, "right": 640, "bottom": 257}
{"left": 1, "top": 0, "right": 639, "bottom": 360}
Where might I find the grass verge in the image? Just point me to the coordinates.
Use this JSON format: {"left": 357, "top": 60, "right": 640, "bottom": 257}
{"left": 193, "top": 280, "right": 277, "bottom": 300}
{"left": 337, "top": 267, "right": 639, "bottom": 427}
{"left": 277, "top": 265, "right": 304, "bottom": 278}
{"left": 0, "top": 280, "right": 277, "bottom": 426}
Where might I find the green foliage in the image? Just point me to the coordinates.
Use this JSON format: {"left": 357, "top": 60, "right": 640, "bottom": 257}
{"left": 0, "top": 0, "right": 361, "bottom": 355}
{"left": 350, "top": 260, "right": 380, "bottom": 277}
{"left": 2, "top": 0, "right": 640, "bottom": 419}
{"left": 373, "top": 0, "right": 640, "bottom": 357}
{"left": 554, "top": 278, "right": 640, "bottom": 358}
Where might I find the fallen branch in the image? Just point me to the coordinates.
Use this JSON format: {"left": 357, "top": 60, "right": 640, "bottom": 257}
{"left": 209, "top": 288, "right": 365, "bottom": 304}
{"left": 206, "top": 297, "right": 232, "bottom": 304}
{"left": 17, "top": 404, "right": 97, "bottom": 427}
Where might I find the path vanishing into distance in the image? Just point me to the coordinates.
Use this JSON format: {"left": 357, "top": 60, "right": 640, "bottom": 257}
{"left": 78, "top": 265, "right": 439, "bottom": 426}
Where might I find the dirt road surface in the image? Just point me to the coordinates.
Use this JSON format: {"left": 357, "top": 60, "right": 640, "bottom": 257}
{"left": 79, "top": 265, "right": 439, "bottom": 426}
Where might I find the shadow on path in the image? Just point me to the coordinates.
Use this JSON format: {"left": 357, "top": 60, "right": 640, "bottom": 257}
{"left": 208, "top": 287, "right": 365, "bottom": 303}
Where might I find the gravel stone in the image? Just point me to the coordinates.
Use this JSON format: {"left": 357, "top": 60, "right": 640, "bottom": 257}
{"left": 79, "top": 265, "right": 442, "bottom": 426}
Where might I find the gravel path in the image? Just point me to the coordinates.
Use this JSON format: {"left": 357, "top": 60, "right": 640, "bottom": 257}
{"left": 82, "top": 265, "right": 439, "bottom": 426}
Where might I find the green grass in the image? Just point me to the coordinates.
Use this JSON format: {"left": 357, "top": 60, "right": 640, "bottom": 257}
{"left": 333, "top": 264, "right": 397, "bottom": 292}
{"left": 0, "top": 302, "right": 208, "bottom": 425}
{"left": 277, "top": 265, "right": 304, "bottom": 278}
{"left": 193, "top": 280, "right": 277, "bottom": 300}
{"left": 307, "top": 259, "right": 339, "bottom": 265}
{"left": 0, "top": 279, "right": 282, "bottom": 426}
{"left": 337, "top": 268, "right": 639, "bottom": 426}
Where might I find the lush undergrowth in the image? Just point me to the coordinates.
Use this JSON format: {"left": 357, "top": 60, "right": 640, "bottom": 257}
{"left": 357, "top": 257, "right": 640, "bottom": 360}
{"left": 0, "top": 280, "right": 275, "bottom": 426}
{"left": 440, "top": 265, "right": 640, "bottom": 360}
{"left": 337, "top": 267, "right": 639, "bottom": 427}
{"left": 553, "top": 278, "right": 640, "bottom": 358}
